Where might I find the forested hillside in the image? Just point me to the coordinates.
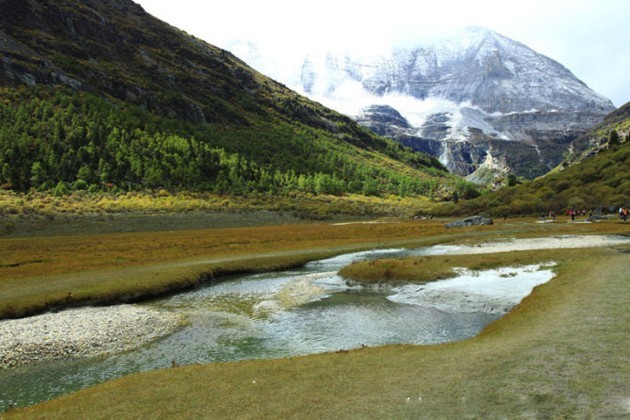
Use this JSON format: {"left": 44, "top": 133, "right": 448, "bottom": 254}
{"left": 0, "top": 0, "right": 477, "bottom": 200}
{"left": 561, "top": 101, "right": 630, "bottom": 167}
{"left": 453, "top": 104, "right": 630, "bottom": 216}
{"left": 0, "top": 86, "right": 469, "bottom": 198}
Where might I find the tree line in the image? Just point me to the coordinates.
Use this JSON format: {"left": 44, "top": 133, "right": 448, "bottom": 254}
{"left": 0, "top": 87, "right": 478, "bottom": 199}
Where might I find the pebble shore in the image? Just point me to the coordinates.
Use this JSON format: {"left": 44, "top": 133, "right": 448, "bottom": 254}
{"left": 0, "top": 305, "right": 184, "bottom": 369}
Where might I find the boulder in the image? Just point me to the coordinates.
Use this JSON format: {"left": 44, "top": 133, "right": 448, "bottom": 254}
{"left": 445, "top": 215, "right": 494, "bottom": 228}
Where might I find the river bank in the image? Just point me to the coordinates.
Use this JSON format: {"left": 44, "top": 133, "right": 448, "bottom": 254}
{"left": 1, "top": 219, "right": 629, "bottom": 417}
{"left": 6, "top": 238, "right": 629, "bottom": 418}
{"left": 2, "top": 234, "right": 627, "bottom": 373}
{"left": 0, "top": 305, "right": 184, "bottom": 369}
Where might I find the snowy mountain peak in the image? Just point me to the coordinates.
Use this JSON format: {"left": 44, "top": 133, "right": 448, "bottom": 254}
{"left": 226, "top": 28, "right": 614, "bottom": 180}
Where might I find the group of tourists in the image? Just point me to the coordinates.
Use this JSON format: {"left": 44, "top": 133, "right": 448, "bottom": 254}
{"left": 557, "top": 207, "right": 628, "bottom": 222}
{"left": 565, "top": 208, "right": 589, "bottom": 221}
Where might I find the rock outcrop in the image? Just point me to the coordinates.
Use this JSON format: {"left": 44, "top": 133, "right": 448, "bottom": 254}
{"left": 228, "top": 27, "right": 615, "bottom": 181}
{"left": 445, "top": 215, "right": 494, "bottom": 228}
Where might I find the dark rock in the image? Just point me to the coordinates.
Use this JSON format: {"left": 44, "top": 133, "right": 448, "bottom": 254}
{"left": 356, "top": 105, "right": 412, "bottom": 136}
{"left": 445, "top": 215, "right": 493, "bottom": 228}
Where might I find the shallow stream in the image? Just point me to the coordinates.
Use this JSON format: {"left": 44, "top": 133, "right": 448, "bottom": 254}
{"left": 5, "top": 236, "right": 621, "bottom": 411}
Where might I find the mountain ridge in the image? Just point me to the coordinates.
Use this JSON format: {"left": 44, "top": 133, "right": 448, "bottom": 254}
{"left": 558, "top": 101, "right": 630, "bottom": 169}
{"left": 227, "top": 27, "right": 615, "bottom": 181}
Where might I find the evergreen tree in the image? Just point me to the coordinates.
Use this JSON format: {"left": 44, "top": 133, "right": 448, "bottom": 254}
{"left": 608, "top": 130, "right": 620, "bottom": 147}
{"left": 0, "top": 86, "right": 469, "bottom": 198}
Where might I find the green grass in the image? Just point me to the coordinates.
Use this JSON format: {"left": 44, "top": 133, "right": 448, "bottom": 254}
{"left": 2, "top": 217, "right": 629, "bottom": 418}
{"left": 6, "top": 244, "right": 629, "bottom": 418}
{"left": 339, "top": 248, "right": 585, "bottom": 285}
{"left": 456, "top": 139, "right": 630, "bottom": 217}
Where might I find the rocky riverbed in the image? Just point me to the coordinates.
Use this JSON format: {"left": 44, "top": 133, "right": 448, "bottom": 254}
{"left": 0, "top": 305, "right": 184, "bottom": 369}
{"left": 2, "top": 235, "right": 627, "bottom": 371}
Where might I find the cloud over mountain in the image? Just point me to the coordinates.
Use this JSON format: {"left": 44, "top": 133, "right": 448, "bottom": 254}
{"left": 228, "top": 27, "right": 615, "bottom": 181}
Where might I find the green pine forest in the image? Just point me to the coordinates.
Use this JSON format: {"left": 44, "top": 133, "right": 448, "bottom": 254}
{"left": 0, "top": 86, "right": 477, "bottom": 199}
{"left": 0, "top": 0, "right": 627, "bottom": 219}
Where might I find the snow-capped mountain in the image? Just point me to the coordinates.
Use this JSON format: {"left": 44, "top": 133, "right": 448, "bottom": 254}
{"left": 227, "top": 27, "right": 615, "bottom": 181}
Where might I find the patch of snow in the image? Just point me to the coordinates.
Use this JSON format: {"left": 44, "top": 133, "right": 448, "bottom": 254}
{"left": 226, "top": 26, "right": 614, "bottom": 141}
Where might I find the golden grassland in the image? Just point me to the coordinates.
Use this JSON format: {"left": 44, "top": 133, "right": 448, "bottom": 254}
{"left": 0, "top": 190, "right": 437, "bottom": 224}
{"left": 2, "top": 215, "right": 629, "bottom": 418}
{"left": 0, "top": 218, "right": 448, "bottom": 319}
{"left": 339, "top": 248, "right": 571, "bottom": 285}
{"left": 1, "top": 211, "right": 625, "bottom": 320}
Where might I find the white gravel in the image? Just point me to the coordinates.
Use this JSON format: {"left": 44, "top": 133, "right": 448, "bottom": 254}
{"left": 0, "top": 304, "right": 184, "bottom": 369}
{"left": 418, "top": 235, "right": 629, "bottom": 256}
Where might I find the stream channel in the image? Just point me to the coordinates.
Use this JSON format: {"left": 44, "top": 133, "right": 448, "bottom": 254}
{"left": 1, "top": 240, "right": 582, "bottom": 410}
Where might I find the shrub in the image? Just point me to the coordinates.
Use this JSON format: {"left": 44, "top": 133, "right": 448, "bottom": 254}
{"left": 52, "top": 181, "right": 70, "bottom": 197}
{"left": 73, "top": 179, "right": 89, "bottom": 191}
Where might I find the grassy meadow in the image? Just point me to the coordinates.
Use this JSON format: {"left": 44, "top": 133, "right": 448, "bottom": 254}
{"left": 1, "top": 212, "right": 629, "bottom": 418}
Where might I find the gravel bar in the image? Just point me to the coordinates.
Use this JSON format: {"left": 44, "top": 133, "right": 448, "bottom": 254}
{"left": 0, "top": 305, "right": 184, "bottom": 369}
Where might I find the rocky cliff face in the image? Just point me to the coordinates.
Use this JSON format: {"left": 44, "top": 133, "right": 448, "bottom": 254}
{"left": 228, "top": 27, "right": 615, "bottom": 181}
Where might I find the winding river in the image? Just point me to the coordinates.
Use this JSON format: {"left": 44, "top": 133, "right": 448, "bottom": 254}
{"left": 1, "top": 235, "right": 626, "bottom": 411}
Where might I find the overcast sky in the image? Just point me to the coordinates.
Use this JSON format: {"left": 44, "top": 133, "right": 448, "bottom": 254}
{"left": 136, "top": 0, "right": 629, "bottom": 107}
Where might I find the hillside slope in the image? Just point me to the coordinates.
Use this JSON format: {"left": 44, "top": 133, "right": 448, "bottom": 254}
{"left": 560, "top": 101, "right": 630, "bottom": 167}
{"left": 456, "top": 104, "right": 630, "bottom": 216}
{"left": 0, "top": 0, "right": 473, "bottom": 199}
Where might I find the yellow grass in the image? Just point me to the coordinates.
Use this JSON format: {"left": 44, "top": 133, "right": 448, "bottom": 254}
{"left": 1, "top": 218, "right": 467, "bottom": 318}
{"left": 2, "top": 216, "right": 629, "bottom": 418}
{"left": 2, "top": 216, "right": 624, "bottom": 319}
{"left": 339, "top": 249, "right": 574, "bottom": 285}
